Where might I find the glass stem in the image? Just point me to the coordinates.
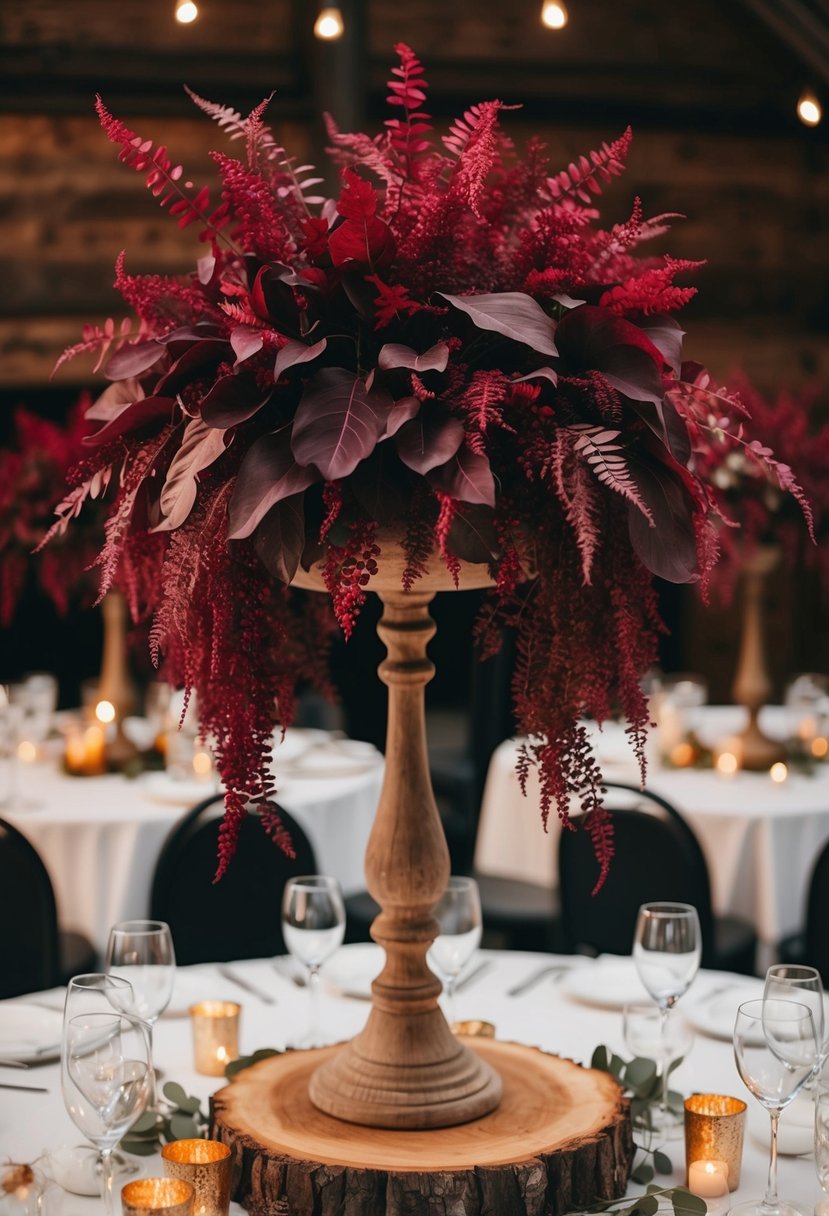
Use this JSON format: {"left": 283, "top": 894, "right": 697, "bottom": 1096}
{"left": 308, "top": 965, "right": 321, "bottom": 1046}
{"left": 99, "top": 1148, "right": 115, "bottom": 1216}
{"left": 764, "top": 1109, "right": 780, "bottom": 1211}
{"left": 659, "top": 1005, "right": 670, "bottom": 1112}
{"left": 146, "top": 1021, "right": 158, "bottom": 1108}
{"left": 445, "top": 977, "right": 456, "bottom": 1027}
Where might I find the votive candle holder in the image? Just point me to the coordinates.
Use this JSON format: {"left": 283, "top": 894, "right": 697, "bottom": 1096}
{"left": 121, "top": 1178, "right": 195, "bottom": 1216}
{"left": 189, "top": 1001, "right": 240, "bottom": 1076}
{"left": 161, "top": 1140, "right": 232, "bottom": 1216}
{"left": 684, "top": 1092, "right": 747, "bottom": 1192}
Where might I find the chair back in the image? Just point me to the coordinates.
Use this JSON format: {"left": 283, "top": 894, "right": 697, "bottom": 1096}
{"left": 558, "top": 782, "right": 717, "bottom": 964}
{"left": 0, "top": 818, "right": 60, "bottom": 997}
{"left": 806, "top": 839, "right": 829, "bottom": 985}
{"left": 150, "top": 796, "right": 318, "bottom": 965}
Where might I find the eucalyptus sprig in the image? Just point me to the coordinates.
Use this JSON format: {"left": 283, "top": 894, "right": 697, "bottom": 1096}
{"left": 120, "top": 1081, "right": 209, "bottom": 1157}
{"left": 575, "top": 1184, "right": 707, "bottom": 1216}
{"left": 591, "top": 1046, "right": 685, "bottom": 1184}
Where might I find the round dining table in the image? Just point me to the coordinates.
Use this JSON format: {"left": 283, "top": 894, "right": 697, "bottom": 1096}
{"left": 0, "top": 950, "right": 824, "bottom": 1216}
{"left": 475, "top": 707, "right": 829, "bottom": 970}
{"left": 4, "top": 728, "right": 384, "bottom": 957}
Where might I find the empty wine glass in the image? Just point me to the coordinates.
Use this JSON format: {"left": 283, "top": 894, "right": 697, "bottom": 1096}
{"left": 732, "top": 998, "right": 818, "bottom": 1216}
{"left": 764, "top": 963, "right": 827, "bottom": 1079}
{"left": 623, "top": 1001, "right": 694, "bottom": 1132}
{"left": 105, "top": 920, "right": 175, "bottom": 1087}
{"left": 632, "top": 902, "right": 701, "bottom": 1135}
{"left": 61, "top": 1012, "right": 152, "bottom": 1216}
{"left": 64, "top": 973, "right": 135, "bottom": 1024}
{"left": 815, "top": 1086, "right": 829, "bottom": 1211}
{"left": 427, "top": 876, "right": 482, "bottom": 1026}
{"left": 281, "top": 875, "right": 345, "bottom": 1047}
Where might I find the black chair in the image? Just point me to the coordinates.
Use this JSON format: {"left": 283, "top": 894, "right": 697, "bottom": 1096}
{"left": 150, "top": 796, "right": 318, "bottom": 965}
{"left": 558, "top": 782, "right": 757, "bottom": 974}
{"left": 785, "top": 838, "right": 829, "bottom": 984}
{"left": 0, "top": 817, "right": 96, "bottom": 998}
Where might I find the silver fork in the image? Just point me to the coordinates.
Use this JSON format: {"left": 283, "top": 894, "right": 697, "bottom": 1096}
{"left": 507, "top": 963, "right": 571, "bottom": 997}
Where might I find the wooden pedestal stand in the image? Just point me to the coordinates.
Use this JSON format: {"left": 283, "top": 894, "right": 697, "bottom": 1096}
{"left": 731, "top": 545, "right": 786, "bottom": 771}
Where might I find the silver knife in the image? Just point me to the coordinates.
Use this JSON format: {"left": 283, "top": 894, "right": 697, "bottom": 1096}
{"left": 0, "top": 1082, "right": 49, "bottom": 1093}
{"left": 0, "top": 1057, "right": 28, "bottom": 1069}
{"left": 217, "top": 965, "right": 278, "bottom": 1005}
{"left": 507, "top": 963, "right": 570, "bottom": 997}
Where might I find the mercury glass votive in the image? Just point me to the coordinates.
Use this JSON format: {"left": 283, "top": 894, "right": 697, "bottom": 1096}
{"left": 121, "top": 1178, "right": 194, "bottom": 1216}
{"left": 189, "top": 1001, "right": 240, "bottom": 1076}
{"left": 161, "top": 1141, "right": 232, "bottom": 1216}
{"left": 684, "top": 1093, "right": 747, "bottom": 1192}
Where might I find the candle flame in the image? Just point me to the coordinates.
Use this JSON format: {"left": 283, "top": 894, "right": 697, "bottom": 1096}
{"left": 95, "top": 699, "right": 116, "bottom": 724}
{"left": 769, "top": 761, "right": 788, "bottom": 783}
{"left": 716, "top": 751, "right": 738, "bottom": 775}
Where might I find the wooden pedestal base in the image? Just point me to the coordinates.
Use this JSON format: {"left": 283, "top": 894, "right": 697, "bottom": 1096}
{"left": 212, "top": 1040, "right": 634, "bottom": 1216}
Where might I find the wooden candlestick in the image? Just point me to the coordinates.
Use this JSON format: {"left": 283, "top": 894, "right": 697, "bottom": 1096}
{"left": 731, "top": 546, "right": 786, "bottom": 771}
{"left": 97, "top": 589, "right": 139, "bottom": 768}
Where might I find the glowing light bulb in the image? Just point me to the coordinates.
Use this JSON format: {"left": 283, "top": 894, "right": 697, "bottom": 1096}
{"left": 541, "top": 1, "right": 568, "bottom": 29}
{"left": 175, "top": 0, "right": 199, "bottom": 24}
{"left": 797, "top": 90, "right": 822, "bottom": 127}
{"left": 314, "top": 6, "right": 345, "bottom": 39}
{"left": 769, "top": 761, "right": 788, "bottom": 784}
{"left": 715, "top": 751, "right": 738, "bottom": 776}
{"left": 95, "top": 699, "right": 116, "bottom": 724}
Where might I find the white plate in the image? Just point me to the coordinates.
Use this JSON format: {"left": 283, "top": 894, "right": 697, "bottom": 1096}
{"left": 137, "top": 772, "right": 223, "bottom": 807}
{"left": 562, "top": 957, "right": 649, "bottom": 1009}
{"left": 322, "top": 943, "right": 385, "bottom": 999}
{"left": 0, "top": 1003, "right": 62, "bottom": 1062}
{"left": 683, "top": 978, "right": 767, "bottom": 1041}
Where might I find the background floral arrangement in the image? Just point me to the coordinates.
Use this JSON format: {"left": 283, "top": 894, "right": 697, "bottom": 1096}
{"left": 0, "top": 398, "right": 100, "bottom": 627}
{"left": 49, "top": 44, "right": 800, "bottom": 884}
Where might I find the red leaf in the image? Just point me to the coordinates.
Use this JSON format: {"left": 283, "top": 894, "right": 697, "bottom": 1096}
{"left": 446, "top": 503, "right": 500, "bottom": 562}
{"left": 252, "top": 495, "right": 307, "bottom": 584}
{"left": 427, "top": 445, "right": 496, "bottom": 506}
{"left": 637, "top": 315, "right": 684, "bottom": 375}
{"left": 383, "top": 395, "right": 421, "bottom": 438}
{"left": 103, "top": 339, "right": 164, "bottom": 380}
{"left": 291, "top": 369, "right": 391, "bottom": 480}
{"left": 230, "top": 326, "right": 264, "bottom": 365}
{"left": 439, "top": 292, "right": 558, "bottom": 358}
{"left": 377, "top": 342, "right": 450, "bottom": 373}
{"left": 153, "top": 418, "right": 228, "bottom": 532}
{"left": 154, "top": 339, "right": 230, "bottom": 397}
{"left": 273, "top": 337, "right": 327, "bottom": 380}
{"left": 200, "top": 371, "right": 272, "bottom": 428}
{"left": 84, "top": 395, "right": 174, "bottom": 445}
{"left": 336, "top": 168, "right": 378, "bottom": 219}
{"left": 396, "top": 410, "right": 465, "bottom": 474}
{"left": 556, "top": 306, "right": 665, "bottom": 405}
{"left": 228, "top": 429, "right": 316, "bottom": 539}
{"left": 626, "top": 455, "right": 699, "bottom": 583}
{"left": 329, "top": 215, "right": 396, "bottom": 270}
{"left": 86, "top": 377, "right": 145, "bottom": 422}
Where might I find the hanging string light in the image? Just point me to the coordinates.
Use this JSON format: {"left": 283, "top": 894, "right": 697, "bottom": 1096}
{"left": 314, "top": 5, "right": 345, "bottom": 40}
{"left": 540, "top": 1, "right": 569, "bottom": 29}
{"left": 175, "top": 0, "right": 199, "bottom": 23}
{"left": 797, "top": 89, "right": 822, "bottom": 127}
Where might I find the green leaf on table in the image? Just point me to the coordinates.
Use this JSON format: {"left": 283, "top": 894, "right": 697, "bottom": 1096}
{"left": 175, "top": 1094, "right": 203, "bottom": 1115}
{"left": 169, "top": 1112, "right": 200, "bottom": 1141}
{"left": 625, "top": 1057, "right": 658, "bottom": 1094}
{"left": 670, "top": 1188, "right": 708, "bottom": 1216}
{"left": 120, "top": 1137, "right": 159, "bottom": 1157}
{"left": 162, "top": 1081, "right": 189, "bottom": 1107}
{"left": 667, "top": 1055, "right": 685, "bottom": 1076}
{"left": 653, "top": 1150, "right": 673, "bottom": 1175}
{"left": 631, "top": 1193, "right": 659, "bottom": 1216}
{"left": 630, "top": 1162, "right": 654, "bottom": 1185}
{"left": 225, "top": 1047, "right": 282, "bottom": 1079}
{"left": 129, "top": 1111, "right": 159, "bottom": 1134}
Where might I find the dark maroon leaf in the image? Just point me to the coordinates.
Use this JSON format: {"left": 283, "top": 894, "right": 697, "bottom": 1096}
{"left": 446, "top": 504, "right": 500, "bottom": 563}
{"left": 556, "top": 305, "right": 665, "bottom": 406}
{"left": 637, "top": 315, "right": 684, "bottom": 375}
{"left": 230, "top": 327, "right": 264, "bottom": 365}
{"left": 513, "top": 367, "right": 558, "bottom": 387}
{"left": 350, "top": 448, "right": 412, "bottom": 520}
{"left": 438, "top": 292, "right": 558, "bottom": 357}
{"left": 377, "top": 342, "right": 450, "bottom": 374}
{"left": 252, "top": 495, "right": 307, "bottom": 585}
{"left": 84, "top": 395, "right": 174, "bottom": 445}
{"left": 383, "top": 395, "right": 421, "bottom": 438}
{"left": 153, "top": 418, "right": 228, "bottom": 532}
{"left": 228, "top": 428, "right": 316, "bottom": 539}
{"left": 291, "top": 368, "right": 391, "bottom": 480}
{"left": 395, "top": 410, "right": 465, "bottom": 474}
{"left": 250, "top": 265, "right": 301, "bottom": 332}
{"left": 155, "top": 339, "right": 230, "bottom": 397}
{"left": 626, "top": 456, "right": 698, "bottom": 583}
{"left": 158, "top": 323, "right": 225, "bottom": 351}
{"left": 200, "top": 371, "right": 273, "bottom": 428}
{"left": 86, "top": 377, "right": 145, "bottom": 421}
{"left": 427, "top": 445, "right": 496, "bottom": 507}
{"left": 274, "top": 337, "right": 327, "bottom": 380}
{"left": 103, "top": 339, "right": 164, "bottom": 381}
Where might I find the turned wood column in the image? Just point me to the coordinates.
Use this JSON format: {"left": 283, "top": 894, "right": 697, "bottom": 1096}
{"left": 731, "top": 545, "right": 786, "bottom": 770}
{"left": 307, "top": 589, "right": 502, "bottom": 1128}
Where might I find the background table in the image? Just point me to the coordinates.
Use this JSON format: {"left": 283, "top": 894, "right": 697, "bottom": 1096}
{"left": 0, "top": 951, "right": 823, "bottom": 1216}
{"left": 5, "top": 729, "right": 383, "bottom": 956}
{"left": 475, "top": 707, "right": 829, "bottom": 965}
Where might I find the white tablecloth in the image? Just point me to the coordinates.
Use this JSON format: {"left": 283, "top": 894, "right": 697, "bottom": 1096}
{"left": 5, "top": 730, "right": 384, "bottom": 955}
{"left": 0, "top": 952, "right": 824, "bottom": 1216}
{"left": 475, "top": 707, "right": 829, "bottom": 957}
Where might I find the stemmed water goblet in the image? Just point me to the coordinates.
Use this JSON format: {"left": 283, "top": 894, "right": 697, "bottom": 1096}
{"left": 281, "top": 875, "right": 346, "bottom": 1047}
{"left": 61, "top": 1011, "right": 152, "bottom": 1216}
{"left": 104, "top": 920, "right": 175, "bottom": 1090}
{"left": 764, "top": 963, "right": 827, "bottom": 1081}
{"left": 623, "top": 1001, "right": 694, "bottom": 1131}
{"left": 632, "top": 901, "right": 701, "bottom": 1135}
{"left": 732, "top": 998, "right": 818, "bottom": 1216}
{"left": 426, "top": 876, "right": 482, "bottom": 1027}
{"left": 815, "top": 1086, "right": 829, "bottom": 1214}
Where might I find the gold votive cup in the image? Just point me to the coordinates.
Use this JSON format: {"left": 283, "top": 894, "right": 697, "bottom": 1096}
{"left": 161, "top": 1140, "right": 232, "bottom": 1216}
{"left": 189, "top": 1001, "right": 241, "bottom": 1076}
{"left": 684, "top": 1093, "right": 747, "bottom": 1192}
{"left": 451, "top": 1019, "right": 496, "bottom": 1038}
{"left": 121, "top": 1178, "right": 195, "bottom": 1216}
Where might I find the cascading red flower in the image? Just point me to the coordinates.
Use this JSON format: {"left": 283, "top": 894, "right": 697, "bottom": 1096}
{"left": 50, "top": 45, "right": 798, "bottom": 888}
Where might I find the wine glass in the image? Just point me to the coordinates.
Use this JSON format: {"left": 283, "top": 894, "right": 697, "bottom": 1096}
{"left": 426, "top": 876, "right": 482, "bottom": 1026}
{"left": 281, "top": 875, "right": 345, "bottom": 1047}
{"left": 732, "top": 998, "right": 818, "bottom": 1216}
{"left": 815, "top": 1086, "right": 829, "bottom": 1210}
{"left": 623, "top": 1001, "right": 694, "bottom": 1132}
{"left": 64, "top": 973, "right": 136, "bottom": 1024}
{"left": 764, "top": 963, "right": 827, "bottom": 1079}
{"left": 632, "top": 901, "right": 701, "bottom": 1135}
{"left": 105, "top": 920, "right": 175, "bottom": 1087}
{"left": 61, "top": 1012, "right": 152, "bottom": 1216}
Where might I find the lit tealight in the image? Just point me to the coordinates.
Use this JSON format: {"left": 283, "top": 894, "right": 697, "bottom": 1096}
{"left": 797, "top": 90, "right": 822, "bottom": 127}
{"left": 669, "top": 741, "right": 696, "bottom": 768}
{"left": 16, "top": 740, "right": 37, "bottom": 764}
{"left": 192, "top": 749, "right": 213, "bottom": 778}
{"left": 175, "top": 0, "right": 199, "bottom": 23}
{"left": 769, "top": 761, "right": 788, "bottom": 784}
{"left": 811, "top": 737, "right": 829, "bottom": 759}
{"left": 314, "top": 6, "right": 345, "bottom": 39}
{"left": 716, "top": 751, "right": 738, "bottom": 776}
{"left": 541, "top": 0, "right": 569, "bottom": 28}
{"left": 95, "top": 699, "right": 116, "bottom": 725}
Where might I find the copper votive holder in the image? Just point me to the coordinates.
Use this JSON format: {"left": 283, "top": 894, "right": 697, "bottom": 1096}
{"left": 189, "top": 1001, "right": 240, "bottom": 1076}
{"left": 121, "top": 1178, "right": 195, "bottom": 1216}
{"left": 161, "top": 1141, "right": 232, "bottom": 1216}
{"left": 684, "top": 1093, "right": 747, "bottom": 1192}
{"left": 451, "top": 1020, "right": 496, "bottom": 1038}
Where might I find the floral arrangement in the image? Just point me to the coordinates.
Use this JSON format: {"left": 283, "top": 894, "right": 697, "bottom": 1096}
{"left": 50, "top": 45, "right": 791, "bottom": 884}
{"left": 684, "top": 369, "right": 826, "bottom": 598}
{"left": 0, "top": 398, "right": 100, "bottom": 627}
